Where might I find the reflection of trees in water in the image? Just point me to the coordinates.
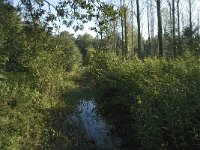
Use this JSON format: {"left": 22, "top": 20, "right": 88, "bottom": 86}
{"left": 63, "top": 100, "right": 122, "bottom": 150}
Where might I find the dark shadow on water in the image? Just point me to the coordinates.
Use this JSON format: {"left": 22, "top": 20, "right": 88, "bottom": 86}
{"left": 63, "top": 100, "right": 122, "bottom": 150}
{"left": 52, "top": 86, "right": 138, "bottom": 150}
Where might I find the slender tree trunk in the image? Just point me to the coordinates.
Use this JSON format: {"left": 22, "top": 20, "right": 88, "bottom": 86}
{"left": 188, "top": 0, "right": 193, "bottom": 48}
{"left": 149, "top": 0, "right": 155, "bottom": 56}
{"left": 120, "top": 0, "right": 125, "bottom": 58}
{"left": 198, "top": 12, "right": 200, "bottom": 55}
{"left": 130, "top": 0, "right": 134, "bottom": 57}
{"left": 113, "top": 21, "right": 117, "bottom": 53}
{"left": 124, "top": 5, "right": 128, "bottom": 59}
{"left": 150, "top": 0, "right": 154, "bottom": 38}
{"left": 172, "top": 0, "right": 176, "bottom": 57}
{"left": 100, "top": 28, "right": 103, "bottom": 50}
{"left": 167, "top": 0, "right": 172, "bottom": 37}
{"left": 177, "top": 0, "right": 181, "bottom": 55}
{"left": 189, "top": 0, "right": 192, "bottom": 30}
{"left": 198, "top": 12, "right": 200, "bottom": 36}
{"left": 147, "top": 0, "right": 151, "bottom": 56}
{"left": 156, "top": 0, "right": 163, "bottom": 56}
{"left": 136, "top": 0, "right": 141, "bottom": 57}
{"left": 177, "top": 0, "right": 180, "bottom": 38}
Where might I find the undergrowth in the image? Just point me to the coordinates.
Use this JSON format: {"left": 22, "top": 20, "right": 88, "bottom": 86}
{"left": 90, "top": 52, "right": 200, "bottom": 149}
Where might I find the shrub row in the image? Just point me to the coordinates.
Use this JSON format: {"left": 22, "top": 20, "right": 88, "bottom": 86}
{"left": 90, "top": 52, "right": 200, "bottom": 149}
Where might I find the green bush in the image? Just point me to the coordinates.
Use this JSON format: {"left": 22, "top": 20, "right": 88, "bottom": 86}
{"left": 0, "top": 48, "right": 75, "bottom": 149}
{"left": 90, "top": 52, "right": 200, "bottom": 149}
{"left": 0, "top": 77, "right": 42, "bottom": 149}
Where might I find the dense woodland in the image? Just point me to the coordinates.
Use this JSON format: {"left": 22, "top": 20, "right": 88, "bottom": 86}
{"left": 0, "top": 0, "right": 200, "bottom": 149}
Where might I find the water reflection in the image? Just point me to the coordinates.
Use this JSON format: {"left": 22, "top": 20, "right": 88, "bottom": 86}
{"left": 64, "top": 100, "right": 122, "bottom": 150}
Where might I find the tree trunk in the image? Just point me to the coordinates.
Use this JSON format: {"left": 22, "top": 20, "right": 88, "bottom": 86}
{"left": 131, "top": 0, "right": 134, "bottom": 57}
{"left": 149, "top": 0, "right": 155, "bottom": 55}
{"left": 177, "top": 0, "right": 181, "bottom": 55}
{"left": 189, "top": 0, "right": 192, "bottom": 30}
{"left": 120, "top": 0, "right": 125, "bottom": 58}
{"left": 136, "top": 0, "right": 141, "bottom": 57}
{"left": 156, "top": 0, "right": 163, "bottom": 56}
{"left": 113, "top": 21, "right": 117, "bottom": 53}
{"left": 124, "top": 5, "right": 128, "bottom": 59}
{"left": 198, "top": 12, "right": 200, "bottom": 37}
{"left": 150, "top": 0, "right": 154, "bottom": 38}
{"left": 147, "top": 0, "right": 151, "bottom": 56}
{"left": 172, "top": 0, "right": 176, "bottom": 57}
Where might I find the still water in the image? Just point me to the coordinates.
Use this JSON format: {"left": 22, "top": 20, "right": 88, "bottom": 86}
{"left": 64, "top": 100, "right": 122, "bottom": 150}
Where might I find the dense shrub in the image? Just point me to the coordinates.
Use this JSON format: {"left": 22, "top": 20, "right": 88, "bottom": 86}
{"left": 49, "top": 31, "right": 82, "bottom": 71}
{"left": 0, "top": 76, "right": 43, "bottom": 149}
{"left": 0, "top": 47, "right": 79, "bottom": 149}
{"left": 90, "top": 52, "right": 200, "bottom": 149}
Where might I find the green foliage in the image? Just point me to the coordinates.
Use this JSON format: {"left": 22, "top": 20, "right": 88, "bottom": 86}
{"left": 75, "top": 33, "right": 96, "bottom": 64}
{"left": 48, "top": 31, "right": 82, "bottom": 71}
{"left": 90, "top": 52, "right": 200, "bottom": 149}
{"left": 84, "top": 45, "right": 96, "bottom": 65}
{"left": 0, "top": 1, "right": 81, "bottom": 149}
{"left": 0, "top": 46, "right": 78, "bottom": 149}
{"left": 0, "top": 71, "right": 73, "bottom": 149}
{"left": 29, "top": 50, "right": 65, "bottom": 100}
{"left": 0, "top": 75, "right": 41, "bottom": 149}
{"left": 0, "top": 0, "right": 22, "bottom": 69}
